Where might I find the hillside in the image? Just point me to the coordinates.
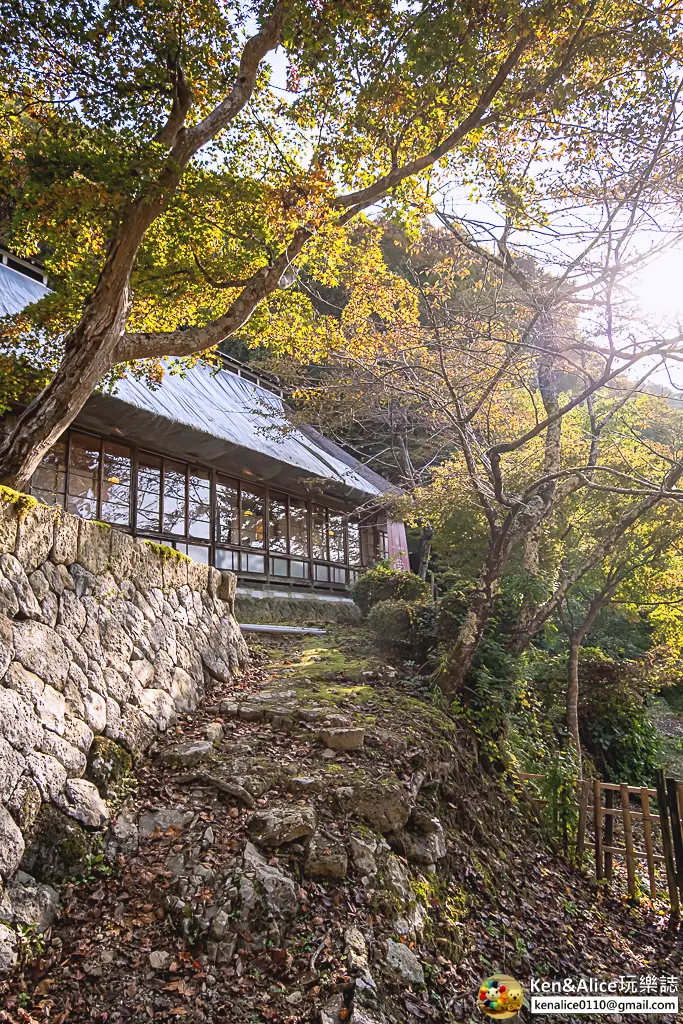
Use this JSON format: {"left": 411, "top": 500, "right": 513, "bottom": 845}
{"left": 0, "top": 628, "right": 679, "bottom": 1024}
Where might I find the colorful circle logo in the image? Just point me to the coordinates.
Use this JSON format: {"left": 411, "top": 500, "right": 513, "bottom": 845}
{"left": 478, "top": 974, "right": 524, "bottom": 1018}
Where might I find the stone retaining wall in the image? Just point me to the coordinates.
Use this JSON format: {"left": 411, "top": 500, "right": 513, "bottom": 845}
{"left": 0, "top": 490, "right": 247, "bottom": 886}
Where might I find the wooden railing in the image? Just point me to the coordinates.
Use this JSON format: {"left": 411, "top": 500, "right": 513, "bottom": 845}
{"left": 517, "top": 769, "right": 683, "bottom": 919}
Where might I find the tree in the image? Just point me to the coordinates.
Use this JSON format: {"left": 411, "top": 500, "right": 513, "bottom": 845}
{"left": 1, "top": 0, "right": 682, "bottom": 488}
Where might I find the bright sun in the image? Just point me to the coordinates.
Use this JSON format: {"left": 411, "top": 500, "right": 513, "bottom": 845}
{"left": 630, "top": 249, "right": 683, "bottom": 320}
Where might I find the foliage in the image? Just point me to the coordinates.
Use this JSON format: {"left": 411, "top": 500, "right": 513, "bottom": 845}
{"left": 366, "top": 597, "right": 436, "bottom": 664}
{"left": 351, "top": 562, "right": 430, "bottom": 615}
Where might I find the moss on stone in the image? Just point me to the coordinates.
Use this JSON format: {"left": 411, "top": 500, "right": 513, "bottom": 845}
{"left": 87, "top": 736, "right": 134, "bottom": 798}
{"left": 144, "top": 540, "right": 190, "bottom": 563}
{"left": 0, "top": 485, "right": 38, "bottom": 520}
{"left": 22, "top": 805, "right": 92, "bottom": 884}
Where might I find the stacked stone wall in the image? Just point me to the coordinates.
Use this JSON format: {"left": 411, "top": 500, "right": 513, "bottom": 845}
{"left": 0, "top": 491, "right": 247, "bottom": 885}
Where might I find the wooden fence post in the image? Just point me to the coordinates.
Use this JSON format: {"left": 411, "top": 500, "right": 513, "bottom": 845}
{"left": 666, "top": 776, "right": 683, "bottom": 899}
{"left": 620, "top": 783, "right": 636, "bottom": 898}
{"left": 640, "top": 788, "right": 657, "bottom": 900}
{"left": 576, "top": 780, "right": 590, "bottom": 868}
{"left": 655, "top": 769, "right": 681, "bottom": 921}
{"left": 593, "top": 780, "right": 603, "bottom": 882}
{"left": 603, "top": 789, "right": 614, "bottom": 883}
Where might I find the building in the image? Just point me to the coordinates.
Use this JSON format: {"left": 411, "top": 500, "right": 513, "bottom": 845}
{"left": 0, "top": 252, "right": 409, "bottom": 613}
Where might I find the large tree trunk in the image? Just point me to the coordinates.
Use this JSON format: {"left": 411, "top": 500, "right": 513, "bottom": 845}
{"left": 0, "top": 287, "right": 131, "bottom": 489}
{"left": 566, "top": 635, "right": 582, "bottom": 774}
{"left": 417, "top": 523, "right": 433, "bottom": 580}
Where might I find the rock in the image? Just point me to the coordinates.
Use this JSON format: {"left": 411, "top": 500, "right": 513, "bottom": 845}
{"left": 248, "top": 804, "right": 317, "bottom": 847}
{"left": 345, "top": 926, "right": 369, "bottom": 973}
{"left": 64, "top": 716, "right": 94, "bottom": 754}
{"left": 288, "top": 776, "right": 322, "bottom": 795}
{"left": 158, "top": 740, "right": 214, "bottom": 767}
{"left": 39, "top": 730, "right": 87, "bottom": 776}
{"left": 1, "top": 552, "right": 41, "bottom": 618}
{"left": 240, "top": 842, "right": 298, "bottom": 947}
{"left": 139, "top": 807, "right": 194, "bottom": 837}
{"left": 14, "top": 503, "right": 54, "bottom": 573}
{"left": 12, "top": 620, "right": 69, "bottom": 688}
{"left": 61, "top": 778, "right": 109, "bottom": 828}
{"left": 339, "top": 778, "right": 412, "bottom": 833}
{"left": 286, "top": 990, "right": 305, "bottom": 1005}
{"left": 58, "top": 589, "right": 87, "bottom": 635}
{"left": 0, "top": 805, "right": 25, "bottom": 878}
{"left": 0, "top": 921, "right": 18, "bottom": 973}
{"left": 34, "top": 683, "right": 67, "bottom": 735}
{"left": 0, "top": 616, "right": 12, "bottom": 678}
{"left": 149, "top": 950, "right": 171, "bottom": 970}
{"left": 397, "top": 822, "right": 447, "bottom": 866}
{"left": 139, "top": 688, "right": 176, "bottom": 731}
{"left": 118, "top": 705, "right": 156, "bottom": 758}
{"left": 0, "top": 687, "right": 42, "bottom": 753}
{"left": 170, "top": 666, "right": 199, "bottom": 712}
{"left": 385, "top": 938, "right": 424, "bottom": 986}
{"left": 29, "top": 567, "right": 50, "bottom": 603}
{"left": 52, "top": 510, "right": 78, "bottom": 565}
{"left": 320, "top": 727, "right": 365, "bottom": 751}
{"left": 7, "top": 775, "right": 42, "bottom": 831}
{"left": 205, "top": 722, "right": 224, "bottom": 744}
{"left": 348, "top": 834, "right": 379, "bottom": 877}
{"left": 83, "top": 689, "right": 107, "bottom": 734}
{"left": 320, "top": 993, "right": 345, "bottom": 1024}
{"left": 77, "top": 519, "right": 112, "bottom": 575}
{"left": 21, "top": 805, "right": 91, "bottom": 883}
{"left": 305, "top": 831, "right": 348, "bottom": 879}
{"left": 28, "top": 751, "right": 68, "bottom": 802}
{"left": 86, "top": 736, "right": 133, "bottom": 797}
{"left": 0, "top": 736, "right": 27, "bottom": 805}
{"left": 383, "top": 854, "right": 413, "bottom": 904}
{"left": 5, "top": 871, "right": 59, "bottom": 931}
{"left": 104, "top": 807, "right": 139, "bottom": 859}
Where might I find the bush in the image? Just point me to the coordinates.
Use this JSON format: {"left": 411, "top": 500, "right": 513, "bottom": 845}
{"left": 366, "top": 598, "right": 437, "bottom": 664}
{"left": 351, "top": 563, "right": 431, "bottom": 615}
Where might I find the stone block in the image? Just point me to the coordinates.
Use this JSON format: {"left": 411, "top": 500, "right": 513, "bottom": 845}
{"left": 27, "top": 751, "right": 68, "bottom": 802}
{"left": 52, "top": 508, "right": 78, "bottom": 565}
{"left": 13, "top": 620, "right": 69, "bottom": 689}
{"left": 0, "top": 687, "right": 42, "bottom": 753}
{"left": 119, "top": 705, "right": 156, "bottom": 759}
{"left": 34, "top": 683, "right": 66, "bottom": 735}
{"left": 0, "top": 736, "right": 27, "bottom": 805}
{"left": 0, "top": 805, "right": 24, "bottom": 879}
{"left": 139, "top": 688, "right": 176, "bottom": 731}
{"left": 0, "top": 493, "right": 18, "bottom": 556}
{"left": 6, "top": 775, "right": 41, "bottom": 831}
{"left": 60, "top": 778, "right": 109, "bottom": 828}
{"left": 15, "top": 501, "right": 54, "bottom": 572}
{"left": 82, "top": 689, "right": 107, "bottom": 734}
{"left": 58, "top": 589, "right": 86, "bottom": 635}
{"left": 218, "top": 570, "right": 237, "bottom": 609}
{"left": 137, "top": 542, "right": 164, "bottom": 590}
{"left": 1, "top": 553, "right": 41, "bottom": 618}
{"left": 162, "top": 551, "right": 189, "bottom": 591}
{"left": 39, "top": 729, "right": 87, "bottom": 777}
{"left": 170, "top": 666, "right": 199, "bottom": 712}
{"left": 187, "top": 560, "right": 210, "bottom": 594}
{"left": 77, "top": 519, "right": 112, "bottom": 575}
{"left": 108, "top": 529, "right": 142, "bottom": 583}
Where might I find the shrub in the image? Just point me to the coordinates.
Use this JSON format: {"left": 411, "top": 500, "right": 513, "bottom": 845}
{"left": 366, "top": 598, "right": 437, "bottom": 664}
{"left": 351, "top": 563, "right": 431, "bottom": 615}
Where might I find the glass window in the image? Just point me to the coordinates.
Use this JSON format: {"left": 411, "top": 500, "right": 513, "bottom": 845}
{"left": 241, "top": 486, "right": 264, "bottom": 548}
{"left": 268, "top": 493, "right": 288, "bottom": 552}
{"left": 328, "top": 512, "right": 345, "bottom": 563}
{"left": 100, "top": 442, "right": 131, "bottom": 526}
{"left": 216, "top": 548, "right": 239, "bottom": 571}
{"left": 331, "top": 567, "right": 347, "bottom": 584}
{"left": 314, "top": 564, "right": 329, "bottom": 582}
{"left": 67, "top": 432, "right": 100, "bottom": 520}
{"left": 244, "top": 552, "right": 265, "bottom": 573}
{"left": 189, "top": 467, "right": 211, "bottom": 539}
{"left": 216, "top": 476, "right": 238, "bottom": 545}
{"left": 311, "top": 506, "right": 327, "bottom": 560}
{"left": 348, "top": 521, "right": 361, "bottom": 566}
{"left": 377, "top": 527, "right": 388, "bottom": 560}
{"left": 33, "top": 438, "right": 67, "bottom": 507}
{"left": 270, "top": 556, "right": 288, "bottom": 576}
{"left": 137, "top": 455, "right": 162, "bottom": 532}
{"left": 187, "top": 543, "right": 209, "bottom": 565}
{"left": 290, "top": 560, "right": 308, "bottom": 579}
{"left": 289, "top": 497, "right": 308, "bottom": 556}
{"left": 163, "top": 460, "right": 186, "bottom": 535}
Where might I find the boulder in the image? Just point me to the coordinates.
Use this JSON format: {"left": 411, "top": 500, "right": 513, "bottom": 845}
{"left": 139, "top": 688, "right": 176, "bottom": 730}
{"left": 248, "top": 804, "right": 317, "bottom": 847}
{"left": 60, "top": 778, "right": 109, "bottom": 828}
{"left": 0, "top": 805, "right": 25, "bottom": 878}
{"left": 304, "top": 831, "right": 348, "bottom": 879}
{"left": 118, "top": 705, "right": 156, "bottom": 758}
{"left": 158, "top": 740, "right": 213, "bottom": 767}
{"left": 339, "top": 778, "right": 412, "bottom": 834}
{"left": 5, "top": 871, "right": 59, "bottom": 931}
{"left": 170, "top": 666, "right": 199, "bottom": 712}
{"left": 0, "top": 921, "right": 18, "bottom": 973}
{"left": 240, "top": 842, "right": 298, "bottom": 948}
{"left": 0, "top": 687, "right": 43, "bottom": 753}
{"left": 320, "top": 727, "right": 365, "bottom": 751}
{"left": 385, "top": 939, "right": 424, "bottom": 986}
{"left": 12, "top": 620, "right": 69, "bottom": 689}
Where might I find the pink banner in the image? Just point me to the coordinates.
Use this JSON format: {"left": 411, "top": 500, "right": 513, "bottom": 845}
{"left": 387, "top": 520, "right": 410, "bottom": 571}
